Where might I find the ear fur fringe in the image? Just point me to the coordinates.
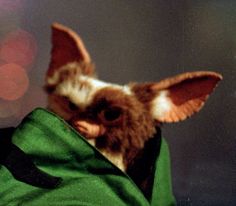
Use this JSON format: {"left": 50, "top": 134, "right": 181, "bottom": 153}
{"left": 152, "top": 71, "right": 222, "bottom": 91}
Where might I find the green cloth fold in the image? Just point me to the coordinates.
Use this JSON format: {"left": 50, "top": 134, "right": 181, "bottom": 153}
{"left": 0, "top": 108, "right": 175, "bottom": 206}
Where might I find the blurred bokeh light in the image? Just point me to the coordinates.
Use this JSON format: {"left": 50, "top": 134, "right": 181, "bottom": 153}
{"left": 0, "top": 0, "right": 38, "bottom": 120}
{"left": 0, "top": 29, "right": 37, "bottom": 68}
{"left": 0, "top": 63, "right": 29, "bottom": 101}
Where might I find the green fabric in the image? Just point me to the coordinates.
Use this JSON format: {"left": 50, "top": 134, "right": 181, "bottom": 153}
{"left": 0, "top": 108, "right": 175, "bottom": 206}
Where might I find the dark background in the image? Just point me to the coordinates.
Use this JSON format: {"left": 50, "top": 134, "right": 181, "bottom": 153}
{"left": 0, "top": 1, "right": 235, "bottom": 205}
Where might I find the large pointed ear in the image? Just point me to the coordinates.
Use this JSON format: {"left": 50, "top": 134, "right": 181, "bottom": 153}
{"left": 46, "top": 23, "right": 94, "bottom": 79}
{"left": 131, "top": 71, "right": 222, "bottom": 123}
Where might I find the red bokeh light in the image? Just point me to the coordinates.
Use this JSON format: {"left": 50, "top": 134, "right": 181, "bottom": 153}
{"left": 0, "top": 29, "right": 37, "bottom": 68}
{"left": 0, "top": 63, "right": 29, "bottom": 100}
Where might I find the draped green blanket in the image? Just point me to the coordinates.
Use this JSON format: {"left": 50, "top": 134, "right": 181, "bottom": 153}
{"left": 0, "top": 108, "right": 175, "bottom": 206}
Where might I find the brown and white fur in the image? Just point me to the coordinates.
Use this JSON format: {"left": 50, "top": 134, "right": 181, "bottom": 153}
{"left": 45, "top": 23, "right": 222, "bottom": 196}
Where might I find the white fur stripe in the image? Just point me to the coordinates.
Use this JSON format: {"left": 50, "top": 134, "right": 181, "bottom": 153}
{"left": 55, "top": 75, "right": 132, "bottom": 108}
{"left": 151, "top": 90, "right": 172, "bottom": 119}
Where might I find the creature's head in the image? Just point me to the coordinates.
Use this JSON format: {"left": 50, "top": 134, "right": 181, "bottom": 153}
{"left": 45, "top": 23, "right": 222, "bottom": 169}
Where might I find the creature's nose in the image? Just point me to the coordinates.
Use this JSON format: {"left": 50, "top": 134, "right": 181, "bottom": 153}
{"left": 72, "top": 120, "right": 105, "bottom": 139}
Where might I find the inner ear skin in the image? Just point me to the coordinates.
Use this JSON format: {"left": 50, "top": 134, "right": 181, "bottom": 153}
{"left": 168, "top": 76, "right": 220, "bottom": 105}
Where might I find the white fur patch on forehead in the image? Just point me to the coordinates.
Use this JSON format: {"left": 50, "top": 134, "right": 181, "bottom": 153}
{"left": 79, "top": 76, "right": 132, "bottom": 95}
{"left": 47, "top": 62, "right": 132, "bottom": 108}
{"left": 54, "top": 74, "right": 132, "bottom": 108}
{"left": 151, "top": 90, "right": 172, "bottom": 120}
{"left": 46, "top": 62, "right": 81, "bottom": 85}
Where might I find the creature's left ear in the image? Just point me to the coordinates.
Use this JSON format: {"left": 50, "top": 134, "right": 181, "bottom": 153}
{"left": 131, "top": 71, "right": 222, "bottom": 123}
{"left": 46, "top": 23, "right": 93, "bottom": 79}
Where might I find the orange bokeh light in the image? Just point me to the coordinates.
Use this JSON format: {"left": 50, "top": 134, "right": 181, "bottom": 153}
{"left": 0, "top": 63, "right": 29, "bottom": 100}
{"left": 0, "top": 29, "right": 37, "bottom": 68}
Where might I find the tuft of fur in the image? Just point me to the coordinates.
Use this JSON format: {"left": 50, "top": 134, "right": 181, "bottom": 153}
{"left": 91, "top": 87, "right": 156, "bottom": 168}
{"left": 45, "top": 23, "right": 222, "bottom": 199}
{"left": 46, "top": 66, "right": 157, "bottom": 171}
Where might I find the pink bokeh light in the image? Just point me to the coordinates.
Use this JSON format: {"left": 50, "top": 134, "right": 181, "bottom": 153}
{"left": 0, "top": 29, "right": 37, "bottom": 68}
{"left": 0, "top": 63, "right": 29, "bottom": 101}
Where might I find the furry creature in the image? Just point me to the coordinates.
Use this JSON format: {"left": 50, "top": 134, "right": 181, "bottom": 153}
{"left": 44, "top": 23, "right": 222, "bottom": 196}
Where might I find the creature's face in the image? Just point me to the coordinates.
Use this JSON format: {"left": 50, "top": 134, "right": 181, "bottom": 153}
{"left": 46, "top": 62, "right": 156, "bottom": 170}
{"left": 45, "top": 23, "right": 222, "bottom": 171}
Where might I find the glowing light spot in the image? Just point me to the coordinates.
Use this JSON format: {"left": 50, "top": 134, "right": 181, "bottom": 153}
{"left": 0, "top": 29, "right": 37, "bottom": 68}
{"left": 0, "top": 63, "right": 29, "bottom": 100}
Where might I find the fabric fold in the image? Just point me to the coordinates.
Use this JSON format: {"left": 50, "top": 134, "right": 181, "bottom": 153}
{"left": 0, "top": 108, "right": 175, "bottom": 206}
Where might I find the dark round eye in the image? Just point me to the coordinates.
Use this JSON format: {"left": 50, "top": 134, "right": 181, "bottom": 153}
{"left": 68, "top": 101, "right": 77, "bottom": 111}
{"left": 100, "top": 107, "right": 122, "bottom": 124}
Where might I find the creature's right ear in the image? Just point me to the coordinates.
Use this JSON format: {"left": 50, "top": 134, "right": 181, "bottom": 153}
{"left": 131, "top": 71, "right": 222, "bottom": 123}
{"left": 46, "top": 23, "right": 94, "bottom": 79}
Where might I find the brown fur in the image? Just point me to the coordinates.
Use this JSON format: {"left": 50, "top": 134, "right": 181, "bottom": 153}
{"left": 48, "top": 86, "right": 156, "bottom": 169}
{"left": 45, "top": 23, "right": 222, "bottom": 199}
{"left": 91, "top": 88, "right": 156, "bottom": 167}
{"left": 129, "top": 82, "right": 159, "bottom": 113}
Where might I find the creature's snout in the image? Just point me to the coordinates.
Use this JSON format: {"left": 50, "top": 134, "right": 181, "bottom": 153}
{"left": 72, "top": 120, "right": 105, "bottom": 139}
